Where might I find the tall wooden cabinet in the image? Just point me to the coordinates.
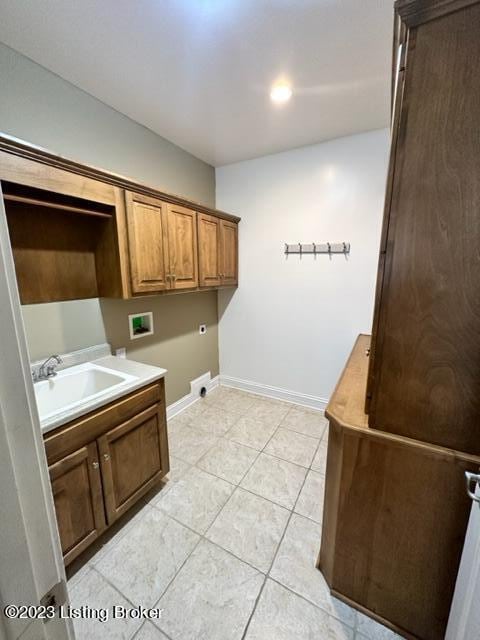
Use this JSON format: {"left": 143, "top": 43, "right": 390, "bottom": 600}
{"left": 366, "top": 0, "right": 480, "bottom": 455}
{"left": 320, "top": 2, "right": 480, "bottom": 639}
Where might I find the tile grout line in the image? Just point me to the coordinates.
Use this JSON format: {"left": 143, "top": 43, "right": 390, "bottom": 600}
{"left": 239, "top": 418, "right": 321, "bottom": 640}
{"left": 70, "top": 387, "right": 334, "bottom": 640}
{"left": 147, "top": 399, "right": 317, "bottom": 638}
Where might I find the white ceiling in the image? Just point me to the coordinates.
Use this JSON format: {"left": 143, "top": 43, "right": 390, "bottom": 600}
{"left": 0, "top": 0, "right": 394, "bottom": 166}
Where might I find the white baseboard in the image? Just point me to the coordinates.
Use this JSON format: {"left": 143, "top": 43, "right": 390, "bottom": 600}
{"left": 167, "top": 373, "right": 219, "bottom": 420}
{"left": 219, "top": 374, "right": 328, "bottom": 412}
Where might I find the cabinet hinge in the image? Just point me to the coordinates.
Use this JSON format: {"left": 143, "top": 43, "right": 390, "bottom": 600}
{"left": 40, "top": 579, "right": 67, "bottom": 612}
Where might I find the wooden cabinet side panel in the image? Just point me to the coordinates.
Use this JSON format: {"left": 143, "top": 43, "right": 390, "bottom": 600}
{"left": 198, "top": 213, "right": 222, "bottom": 287}
{"left": 96, "top": 187, "right": 131, "bottom": 298}
{"left": 167, "top": 204, "right": 198, "bottom": 289}
{"left": 368, "top": 6, "right": 480, "bottom": 453}
{"left": 125, "top": 191, "right": 170, "bottom": 294}
{"left": 366, "top": 32, "right": 408, "bottom": 412}
{"left": 324, "top": 427, "right": 476, "bottom": 640}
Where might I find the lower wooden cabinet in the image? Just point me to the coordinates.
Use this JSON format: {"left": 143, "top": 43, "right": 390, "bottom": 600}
{"left": 99, "top": 404, "right": 169, "bottom": 524}
{"left": 320, "top": 336, "right": 480, "bottom": 640}
{"left": 48, "top": 442, "right": 106, "bottom": 565}
{"left": 44, "top": 379, "right": 169, "bottom": 565}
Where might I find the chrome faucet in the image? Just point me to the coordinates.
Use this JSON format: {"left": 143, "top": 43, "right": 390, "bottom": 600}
{"left": 32, "top": 355, "right": 63, "bottom": 382}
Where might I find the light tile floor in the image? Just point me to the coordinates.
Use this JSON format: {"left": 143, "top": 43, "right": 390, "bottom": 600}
{"left": 67, "top": 385, "right": 404, "bottom": 640}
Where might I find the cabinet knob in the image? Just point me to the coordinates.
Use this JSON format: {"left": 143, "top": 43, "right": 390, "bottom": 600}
{"left": 92, "top": 461, "right": 99, "bottom": 469}
{"left": 103, "top": 453, "right": 110, "bottom": 462}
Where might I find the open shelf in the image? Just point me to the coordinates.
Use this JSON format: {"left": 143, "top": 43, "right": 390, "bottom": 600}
{"left": 3, "top": 181, "right": 120, "bottom": 304}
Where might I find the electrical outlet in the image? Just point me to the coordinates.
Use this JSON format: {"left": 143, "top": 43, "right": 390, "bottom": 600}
{"left": 199, "top": 324, "right": 207, "bottom": 335}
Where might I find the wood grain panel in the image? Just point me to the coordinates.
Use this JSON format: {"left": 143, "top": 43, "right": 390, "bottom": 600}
{"left": 98, "top": 403, "right": 168, "bottom": 524}
{"left": 44, "top": 382, "right": 162, "bottom": 464}
{"left": 396, "top": 0, "right": 479, "bottom": 26}
{"left": 96, "top": 186, "right": 131, "bottom": 299}
{"left": 321, "top": 422, "right": 478, "bottom": 640}
{"left": 125, "top": 191, "right": 170, "bottom": 294}
{"left": 5, "top": 201, "right": 103, "bottom": 303}
{"left": 0, "top": 149, "right": 115, "bottom": 204}
{"left": 0, "top": 135, "right": 240, "bottom": 224}
{"left": 220, "top": 219, "right": 238, "bottom": 286}
{"left": 166, "top": 203, "right": 198, "bottom": 289}
{"left": 49, "top": 442, "right": 106, "bottom": 565}
{"left": 198, "top": 213, "right": 222, "bottom": 288}
{"left": 369, "top": 4, "right": 480, "bottom": 454}
{"left": 322, "top": 335, "right": 480, "bottom": 640}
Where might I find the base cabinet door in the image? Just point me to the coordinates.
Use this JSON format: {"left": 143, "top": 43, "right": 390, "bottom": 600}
{"left": 49, "top": 442, "right": 106, "bottom": 565}
{"left": 166, "top": 203, "right": 198, "bottom": 289}
{"left": 98, "top": 403, "right": 169, "bottom": 524}
{"left": 198, "top": 212, "right": 222, "bottom": 287}
{"left": 220, "top": 219, "right": 238, "bottom": 286}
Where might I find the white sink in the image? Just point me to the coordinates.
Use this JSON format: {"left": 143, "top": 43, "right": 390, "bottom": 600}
{"left": 34, "top": 362, "right": 138, "bottom": 422}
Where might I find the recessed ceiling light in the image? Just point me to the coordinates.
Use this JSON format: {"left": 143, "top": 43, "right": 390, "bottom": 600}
{"left": 270, "top": 84, "right": 293, "bottom": 104}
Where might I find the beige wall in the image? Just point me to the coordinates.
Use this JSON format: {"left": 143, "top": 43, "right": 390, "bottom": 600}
{"left": 99, "top": 292, "right": 219, "bottom": 405}
{"left": 21, "top": 300, "right": 107, "bottom": 361}
{"left": 0, "top": 43, "right": 215, "bottom": 205}
{"left": 0, "top": 43, "right": 219, "bottom": 402}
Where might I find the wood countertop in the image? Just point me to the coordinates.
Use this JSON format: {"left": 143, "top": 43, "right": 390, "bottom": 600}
{"left": 325, "top": 334, "right": 480, "bottom": 466}
{"left": 325, "top": 334, "right": 370, "bottom": 430}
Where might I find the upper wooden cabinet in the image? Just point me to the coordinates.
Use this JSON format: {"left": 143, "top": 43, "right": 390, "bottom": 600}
{"left": 125, "top": 191, "right": 199, "bottom": 294}
{"left": 220, "top": 219, "right": 238, "bottom": 286}
{"left": 166, "top": 203, "right": 198, "bottom": 290}
{"left": 198, "top": 213, "right": 222, "bottom": 287}
{"left": 0, "top": 137, "right": 240, "bottom": 303}
{"left": 198, "top": 212, "right": 238, "bottom": 288}
{"left": 125, "top": 192, "right": 170, "bottom": 294}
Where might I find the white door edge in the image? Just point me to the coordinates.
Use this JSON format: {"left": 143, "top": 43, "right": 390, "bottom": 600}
{"left": 446, "top": 481, "right": 480, "bottom": 640}
{"left": 0, "top": 184, "right": 73, "bottom": 639}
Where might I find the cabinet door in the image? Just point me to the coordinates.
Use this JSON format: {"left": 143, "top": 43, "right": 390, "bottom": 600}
{"left": 98, "top": 403, "right": 169, "bottom": 524}
{"left": 198, "top": 213, "right": 222, "bottom": 287}
{"left": 125, "top": 191, "right": 170, "bottom": 294}
{"left": 49, "top": 442, "right": 106, "bottom": 565}
{"left": 367, "top": 5, "right": 480, "bottom": 454}
{"left": 166, "top": 203, "right": 198, "bottom": 289}
{"left": 220, "top": 219, "right": 238, "bottom": 286}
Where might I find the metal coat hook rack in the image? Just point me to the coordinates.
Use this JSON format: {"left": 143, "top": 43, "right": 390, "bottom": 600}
{"left": 284, "top": 242, "right": 350, "bottom": 256}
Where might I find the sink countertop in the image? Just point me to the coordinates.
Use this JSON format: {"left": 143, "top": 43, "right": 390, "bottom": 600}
{"left": 39, "top": 355, "right": 167, "bottom": 435}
